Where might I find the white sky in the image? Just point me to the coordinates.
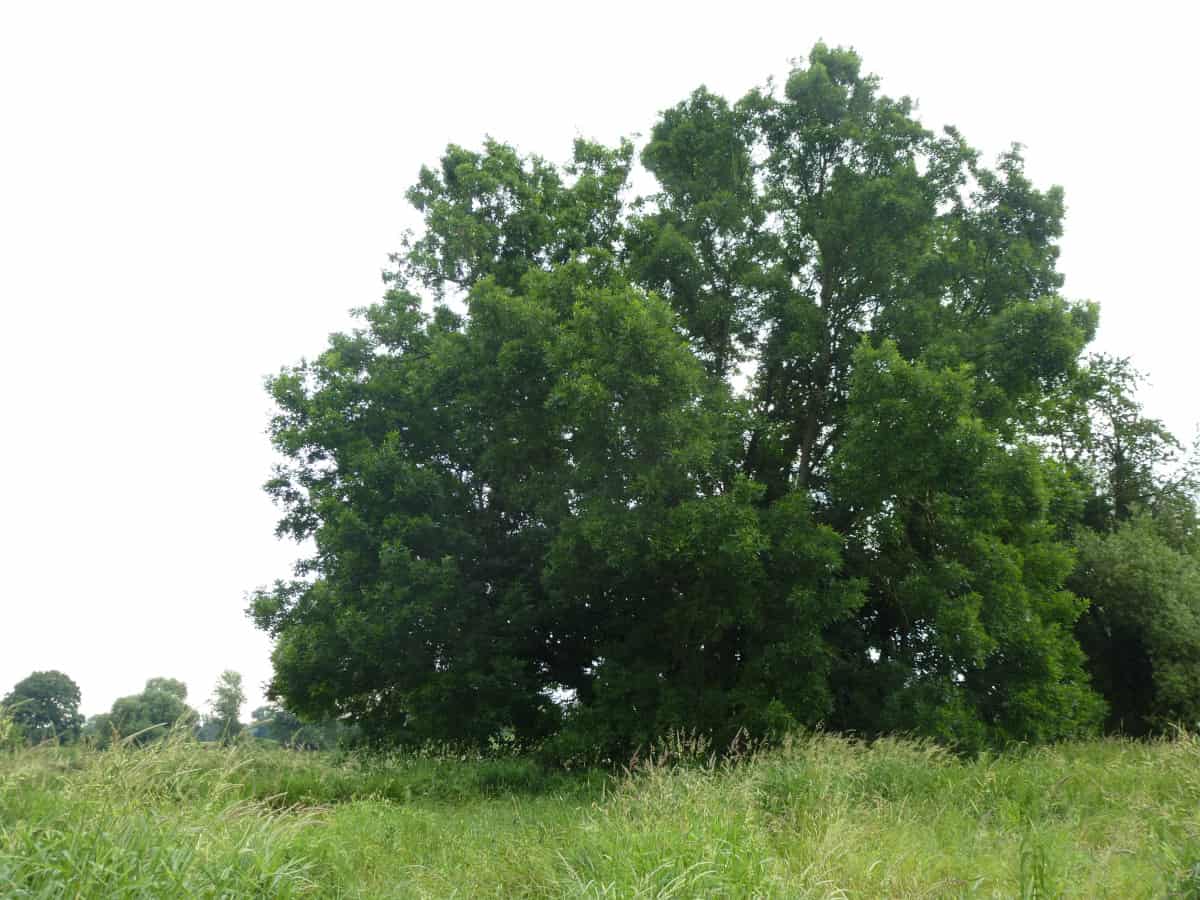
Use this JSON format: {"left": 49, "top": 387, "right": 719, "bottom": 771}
{"left": 2, "top": 1, "right": 1196, "bottom": 718}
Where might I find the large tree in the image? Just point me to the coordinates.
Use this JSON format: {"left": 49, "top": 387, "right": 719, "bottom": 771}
{"left": 3, "top": 670, "right": 83, "bottom": 744}
{"left": 254, "top": 44, "right": 1183, "bottom": 752}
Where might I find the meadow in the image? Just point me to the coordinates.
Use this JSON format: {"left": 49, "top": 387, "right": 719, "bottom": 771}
{"left": 2, "top": 729, "right": 1199, "bottom": 898}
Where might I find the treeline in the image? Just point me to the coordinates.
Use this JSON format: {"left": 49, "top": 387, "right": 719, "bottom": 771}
{"left": 250, "top": 44, "right": 1200, "bottom": 759}
{"left": 0, "top": 670, "right": 352, "bottom": 750}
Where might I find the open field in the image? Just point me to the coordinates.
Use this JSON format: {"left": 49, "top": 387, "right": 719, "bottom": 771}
{"left": 2, "top": 732, "right": 1199, "bottom": 898}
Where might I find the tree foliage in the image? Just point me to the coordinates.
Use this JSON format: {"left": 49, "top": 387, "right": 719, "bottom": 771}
{"left": 145, "top": 677, "right": 188, "bottom": 701}
{"left": 87, "top": 678, "right": 197, "bottom": 746}
{"left": 2, "top": 671, "right": 83, "bottom": 744}
{"left": 205, "top": 670, "right": 246, "bottom": 743}
{"left": 1071, "top": 516, "right": 1200, "bottom": 734}
{"left": 253, "top": 45, "right": 1198, "bottom": 753}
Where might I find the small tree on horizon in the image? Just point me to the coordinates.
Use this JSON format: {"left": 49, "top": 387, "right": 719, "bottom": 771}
{"left": 207, "top": 670, "right": 246, "bottom": 743}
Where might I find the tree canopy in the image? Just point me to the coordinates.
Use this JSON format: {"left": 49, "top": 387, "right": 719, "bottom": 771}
{"left": 252, "top": 44, "right": 1200, "bottom": 755}
{"left": 86, "top": 677, "right": 197, "bottom": 746}
{"left": 3, "top": 671, "right": 83, "bottom": 744}
{"left": 204, "top": 670, "right": 246, "bottom": 743}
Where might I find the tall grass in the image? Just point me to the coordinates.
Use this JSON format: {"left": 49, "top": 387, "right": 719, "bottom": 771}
{"left": 0, "top": 730, "right": 325, "bottom": 896}
{"left": 2, "top": 724, "right": 1199, "bottom": 897}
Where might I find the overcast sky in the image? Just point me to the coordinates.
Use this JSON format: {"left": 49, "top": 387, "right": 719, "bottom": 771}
{"left": 2, "top": 1, "right": 1196, "bottom": 718}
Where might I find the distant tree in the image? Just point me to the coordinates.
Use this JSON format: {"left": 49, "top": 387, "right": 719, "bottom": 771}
{"left": 194, "top": 717, "right": 224, "bottom": 742}
{"left": 81, "top": 713, "right": 114, "bottom": 746}
{"left": 248, "top": 704, "right": 299, "bottom": 742}
{"left": 247, "top": 703, "right": 351, "bottom": 749}
{"left": 144, "top": 677, "right": 188, "bottom": 700}
{"left": 103, "top": 678, "right": 197, "bottom": 746}
{"left": 2, "top": 670, "right": 84, "bottom": 744}
{"left": 207, "top": 670, "right": 246, "bottom": 743}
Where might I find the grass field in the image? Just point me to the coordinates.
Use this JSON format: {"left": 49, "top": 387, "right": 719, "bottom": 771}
{"left": 2, "top": 729, "right": 1199, "bottom": 898}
